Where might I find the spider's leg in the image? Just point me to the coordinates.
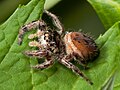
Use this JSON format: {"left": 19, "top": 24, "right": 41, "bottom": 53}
{"left": 44, "top": 10, "right": 64, "bottom": 35}
{"left": 18, "top": 20, "right": 46, "bottom": 45}
{"left": 59, "top": 54, "right": 93, "bottom": 85}
{"left": 24, "top": 50, "right": 47, "bottom": 58}
{"left": 32, "top": 56, "right": 54, "bottom": 69}
{"left": 74, "top": 59, "right": 89, "bottom": 69}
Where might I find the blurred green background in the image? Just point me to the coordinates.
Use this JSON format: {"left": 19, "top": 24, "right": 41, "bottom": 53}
{"left": 0, "top": 0, "right": 105, "bottom": 38}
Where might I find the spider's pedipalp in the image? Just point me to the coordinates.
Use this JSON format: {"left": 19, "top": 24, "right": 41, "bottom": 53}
{"left": 59, "top": 54, "right": 93, "bottom": 85}
{"left": 44, "top": 10, "right": 64, "bottom": 35}
{"left": 18, "top": 20, "right": 40, "bottom": 45}
{"left": 24, "top": 50, "right": 47, "bottom": 58}
{"left": 18, "top": 20, "right": 46, "bottom": 45}
{"left": 29, "top": 41, "right": 42, "bottom": 48}
{"left": 28, "top": 30, "right": 44, "bottom": 39}
{"left": 28, "top": 33, "right": 37, "bottom": 39}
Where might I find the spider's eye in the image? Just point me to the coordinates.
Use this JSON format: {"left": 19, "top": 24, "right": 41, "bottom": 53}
{"left": 39, "top": 20, "right": 47, "bottom": 28}
{"left": 39, "top": 24, "right": 47, "bottom": 30}
{"left": 41, "top": 25, "right": 46, "bottom": 28}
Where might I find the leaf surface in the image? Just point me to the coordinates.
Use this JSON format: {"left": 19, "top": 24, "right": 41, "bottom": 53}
{"left": 0, "top": 0, "right": 45, "bottom": 89}
{"left": 88, "top": 0, "right": 120, "bottom": 30}
{"left": 0, "top": 0, "right": 120, "bottom": 90}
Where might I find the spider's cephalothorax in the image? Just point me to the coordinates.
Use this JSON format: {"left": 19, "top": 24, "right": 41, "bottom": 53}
{"left": 18, "top": 10, "right": 99, "bottom": 85}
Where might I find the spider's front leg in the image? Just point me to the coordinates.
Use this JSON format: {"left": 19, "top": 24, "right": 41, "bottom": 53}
{"left": 59, "top": 54, "right": 93, "bottom": 85}
{"left": 18, "top": 20, "right": 46, "bottom": 45}
{"left": 44, "top": 10, "right": 64, "bottom": 35}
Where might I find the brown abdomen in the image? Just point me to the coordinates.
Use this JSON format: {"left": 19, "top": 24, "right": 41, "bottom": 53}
{"left": 64, "top": 32, "right": 99, "bottom": 62}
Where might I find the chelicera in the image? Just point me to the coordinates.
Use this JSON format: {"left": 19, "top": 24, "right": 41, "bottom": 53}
{"left": 18, "top": 10, "right": 99, "bottom": 85}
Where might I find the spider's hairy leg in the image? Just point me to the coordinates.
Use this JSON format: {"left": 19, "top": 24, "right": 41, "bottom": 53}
{"left": 74, "top": 59, "right": 90, "bottom": 69}
{"left": 32, "top": 56, "right": 54, "bottom": 69}
{"left": 44, "top": 10, "right": 64, "bottom": 35}
{"left": 18, "top": 20, "right": 46, "bottom": 45}
{"left": 59, "top": 54, "right": 93, "bottom": 85}
{"left": 24, "top": 50, "right": 47, "bottom": 58}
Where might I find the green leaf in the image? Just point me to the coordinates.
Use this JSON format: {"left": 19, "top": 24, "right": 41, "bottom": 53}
{"left": 0, "top": 0, "right": 45, "bottom": 89}
{"left": 0, "top": 0, "right": 120, "bottom": 90}
{"left": 87, "top": 0, "right": 120, "bottom": 30}
{"left": 44, "top": 0, "right": 62, "bottom": 10}
{"left": 102, "top": 74, "right": 115, "bottom": 90}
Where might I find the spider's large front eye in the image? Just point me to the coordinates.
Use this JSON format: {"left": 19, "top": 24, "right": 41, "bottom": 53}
{"left": 38, "top": 20, "right": 47, "bottom": 29}
{"left": 41, "top": 24, "right": 46, "bottom": 28}
{"left": 39, "top": 24, "right": 47, "bottom": 30}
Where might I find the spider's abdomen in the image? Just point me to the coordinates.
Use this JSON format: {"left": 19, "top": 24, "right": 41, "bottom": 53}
{"left": 64, "top": 32, "right": 99, "bottom": 62}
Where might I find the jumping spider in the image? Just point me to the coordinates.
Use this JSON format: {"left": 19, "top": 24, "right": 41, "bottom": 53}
{"left": 18, "top": 10, "right": 99, "bottom": 85}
